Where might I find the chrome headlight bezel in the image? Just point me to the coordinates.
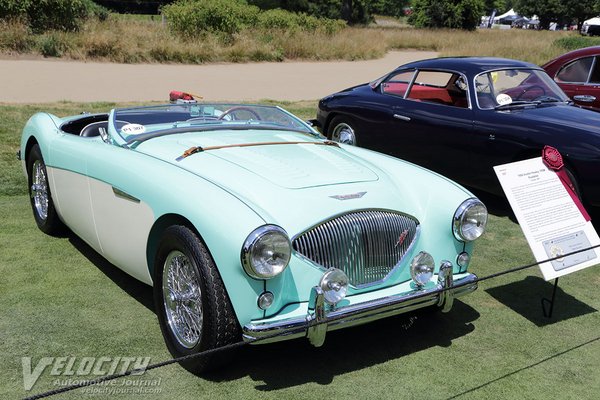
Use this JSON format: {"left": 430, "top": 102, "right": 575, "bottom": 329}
{"left": 241, "top": 225, "right": 292, "bottom": 279}
{"left": 453, "top": 198, "right": 488, "bottom": 242}
{"left": 319, "top": 268, "right": 349, "bottom": 305}
{"left": 410, "top": 251, "right": 435, "bottom": 287}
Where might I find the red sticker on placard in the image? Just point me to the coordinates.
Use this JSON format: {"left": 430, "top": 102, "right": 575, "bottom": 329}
{"left": 542, "top": 146, "right": 590, "bottom": 221}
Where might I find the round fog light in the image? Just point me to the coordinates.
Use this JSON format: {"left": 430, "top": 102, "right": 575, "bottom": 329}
{"left": 257, "top": 291, "right": 274, "bottom": 310}
{"left": 410, "top": 251, "right": 435, "bottom": 287}
{"left": 457, "top": 252, "right": 470, "bottom": 269}
{"left": 320, "top": 268, "right": 349, "bottom": 305}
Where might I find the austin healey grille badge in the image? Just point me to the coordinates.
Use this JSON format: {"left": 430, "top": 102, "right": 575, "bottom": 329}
{"left": 329, "top": 191, "right": 367, "bottom": 200}
{"left": 395, "top": 230, "right": 409, "bottom": 248}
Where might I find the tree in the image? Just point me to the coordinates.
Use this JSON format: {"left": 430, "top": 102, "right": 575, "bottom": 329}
{"left": 250, "top": 0, "right": 372, "bottom": 24}
{"left": 560, "top": 0, "right": 595, "bottom": 28}
{"left": 409, "top": 0, "right": 485, "bottom": 30}
{"left": 512, "top": 0, "right": 598, "bottom": 29}
{"left": 370, "top": 0, "right": 411, "bottom": 18}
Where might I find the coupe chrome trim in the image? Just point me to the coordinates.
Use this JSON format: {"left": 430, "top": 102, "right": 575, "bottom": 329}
{"left": 573, "top": 95, "right": 596, "bottom": 103}
{"left": 292, "top": 210, "right": 420, "bottom": 288}
{"left": 243, "top": 269, "right": 477, "bottom": 346}
{"left": 393, "top": 114, "right": 411, "bottom": 122}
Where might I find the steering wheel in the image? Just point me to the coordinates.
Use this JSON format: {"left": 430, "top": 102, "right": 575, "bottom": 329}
{"left": 217, "top": 106, "right": 262, "bottom": 121}
{"left": 516, "top": 85, "right": 546, "bottom": 101}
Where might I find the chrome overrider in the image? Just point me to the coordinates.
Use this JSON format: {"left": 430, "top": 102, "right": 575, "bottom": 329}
{"left": 242, "top": 261, "right": 477, "bottom": 346}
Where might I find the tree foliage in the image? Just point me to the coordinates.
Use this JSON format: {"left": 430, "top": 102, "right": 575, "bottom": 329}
{"left": 514, "top": 0, "right": 595, "bottom": 29}
{"left": 249, "top": 0, "right": 371, "bottom": 24}
{"left": 369, "top": 0, "right": 411, "bottom": 18}
{"left": 0, "top": 0, "right": 106, "bottom": 32}
{"left": 409, "top": 0, "right": 485, "bottom": 30}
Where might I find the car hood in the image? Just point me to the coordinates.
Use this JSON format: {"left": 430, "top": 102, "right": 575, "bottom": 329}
{"left": 136, "top": 130, "right": 378, "bottom": 188}
{"left": 134, "top": 129, "right": 469, "bottom": 233}
{"left": 495, "top": 104, "right": 600, "bottom": 132}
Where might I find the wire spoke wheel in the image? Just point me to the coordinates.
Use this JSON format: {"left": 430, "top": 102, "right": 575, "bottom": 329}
{"left": 27, "top": 144, "right": 64, "bottom": 235}
{"left": 154, "top": 225, "right": 240, "bottom": 373}
{"left": 162, "top": 250, "right": 203, "bottom": 349}
{"left": 31, "top": 159, "right": 49, "bottom": 221}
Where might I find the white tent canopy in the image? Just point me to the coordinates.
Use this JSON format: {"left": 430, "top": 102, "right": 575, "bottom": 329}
{"left": 493, "top": 8, "right": 517, "bottom": 23}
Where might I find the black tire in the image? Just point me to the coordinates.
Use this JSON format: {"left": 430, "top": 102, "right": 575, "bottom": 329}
{"left": 327, "top": 116, "right": 358, "bottom": 146}
{"left": 153, "top": 225, "right": 240, "bottom": 374}
{"left": 27, "top": 144, "right": 64, "bottom": 235}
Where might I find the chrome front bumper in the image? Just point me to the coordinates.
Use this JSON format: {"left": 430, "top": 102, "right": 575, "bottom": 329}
{"left": 243, "top": 262, "right": 478, "bottom": 347}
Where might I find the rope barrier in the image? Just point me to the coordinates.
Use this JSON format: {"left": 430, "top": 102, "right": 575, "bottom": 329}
{"left": 23, "top": 243, "right": 600, "bottom": 400}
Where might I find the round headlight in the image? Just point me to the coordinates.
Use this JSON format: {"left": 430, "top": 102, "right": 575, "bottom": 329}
{"left": 241, "top": 225, "right": 291, "bottom": 279}
{"left": 410, "top": 251, "right": 435, "bottom": 287}
{"left": 453, "top": 198, "right": 488, "bottom": 242}
{"left": 257, "top": 291, "right": 274, "bottom": 310}
{"left": 457, "top": 252, "right": 470, "bottom": 269}
{"left": 320, "top": 268, "right": 349, "bottom": 305}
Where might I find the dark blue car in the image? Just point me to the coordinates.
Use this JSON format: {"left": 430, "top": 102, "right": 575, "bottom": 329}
{"left": 317, "top": 57, "right": 600, "bottom": 209}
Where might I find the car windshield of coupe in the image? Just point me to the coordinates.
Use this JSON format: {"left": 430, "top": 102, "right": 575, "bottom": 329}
{"left": 112, "top": 104, "right": 315, "bottom": 144}
{"left": 474, "top": 68, "right": 569, "bottom": 109}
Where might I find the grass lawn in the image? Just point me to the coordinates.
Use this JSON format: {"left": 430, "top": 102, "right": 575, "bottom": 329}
{"left": 1, "top": 103, "right": 600, "bottom": 399}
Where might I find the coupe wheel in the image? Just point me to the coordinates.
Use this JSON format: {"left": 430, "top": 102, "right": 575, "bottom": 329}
{"left": 27, "top": 144, "right": 64, "bottom": 235}
{"left": 328, "top": 116, "right": 358, "bottom": 145}
{"left": 153, "top": 225, "right": 240, "bottom": 373}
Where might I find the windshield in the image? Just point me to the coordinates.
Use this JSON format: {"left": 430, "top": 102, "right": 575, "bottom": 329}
{"left": 110, "top": 103, "right": 316, "bottom": 144}
{"left": 474, "top": 68, "right": 569, "bottom": 109}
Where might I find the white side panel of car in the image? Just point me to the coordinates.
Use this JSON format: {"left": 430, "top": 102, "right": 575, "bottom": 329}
{"left": 88, "top": 179, "right": 154, "bottom": 285}
{"left": 47, "top": 167, "right": 102, "bottom": 251}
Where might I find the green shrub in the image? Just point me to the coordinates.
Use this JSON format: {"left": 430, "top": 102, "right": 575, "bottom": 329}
{"left": 28, "top": 0, "right": 89, "bottom": 32}
{"left": 409, "top": 0, "right": 484, "bottom": 31}
{"left": 0, "top": 20, "right": 33, "bottom": 51}
{"left": 319, "top": 17, "right": 346, "bottom": 34}
{"left": 555, "top": 36, "right": 600, "bottom": 51}
{"left": 39, "top": 33, "right": 70, "bottom": 57}
{"left": 257, "top": 8, "right": 300, "bottom": 30}
{"left": 164, "top": 0, "right": 345, "bottom": 37}
{"left": 0, "top": 0, "right": 105, "bottom": 32}
{"left": 163, "top": 0, "right": 260, "bottom": 36}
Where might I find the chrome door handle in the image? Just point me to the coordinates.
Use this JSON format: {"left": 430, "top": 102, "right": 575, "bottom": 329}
{"left": 573, "top": 95, "right": 596, "bottom": 103}
{"left": 393, "top": 114, "right": 411, "bottom": 122}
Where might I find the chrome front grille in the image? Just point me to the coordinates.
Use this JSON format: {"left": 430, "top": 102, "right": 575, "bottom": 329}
{"left": 293, "top": 210, "right": 419, "bottom": 287}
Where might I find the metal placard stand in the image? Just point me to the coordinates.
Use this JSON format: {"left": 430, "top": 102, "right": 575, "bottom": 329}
{"left": 541, "top": 277, "right": 559, "bottom": 318}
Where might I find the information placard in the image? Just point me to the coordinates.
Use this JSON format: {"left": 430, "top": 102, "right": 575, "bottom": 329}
{"left": 494, "top": 157, "right": 600, "bottom": 280}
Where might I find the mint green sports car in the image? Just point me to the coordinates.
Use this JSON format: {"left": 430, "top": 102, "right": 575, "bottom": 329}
{"left": 20, "top": 102, "right": 487, "bottom": 372}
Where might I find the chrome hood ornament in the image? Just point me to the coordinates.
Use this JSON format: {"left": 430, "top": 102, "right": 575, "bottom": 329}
{"left": 329, "top": 191, "right": 367, "bottom": 201}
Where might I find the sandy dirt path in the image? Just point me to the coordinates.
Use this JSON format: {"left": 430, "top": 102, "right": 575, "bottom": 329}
{"left": 0, "top": 51, "right": 436, "bottom": 103}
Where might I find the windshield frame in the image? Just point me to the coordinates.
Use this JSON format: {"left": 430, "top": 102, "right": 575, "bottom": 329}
{"left": 108, "top": 103, "right": 319, "bottom": 146}
{"left": 473, "top": 67, "right": 570, "bottom": 110}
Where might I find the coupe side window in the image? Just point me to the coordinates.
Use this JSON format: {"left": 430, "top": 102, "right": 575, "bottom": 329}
{"left": 556, "top": 57, "right": 593, "bottom": 83}
{"left": 589, "top": 57, "right": 600, "bottom": 83}
{"left": 405, "top": 70, "right": 469, "bottom": 108}
{"left": 381, "top": 70, "right": 415, "bottom": 97}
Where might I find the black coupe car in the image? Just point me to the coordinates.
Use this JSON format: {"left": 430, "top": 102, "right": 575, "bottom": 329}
{"left": 316, "top": 57, "right": 600, "bottom": 209}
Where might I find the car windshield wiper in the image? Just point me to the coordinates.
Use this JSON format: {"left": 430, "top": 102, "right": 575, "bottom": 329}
{"left": 535, "top": 97, "right": 562, "bottom": 104}
{"left": 494, "top": 100, "right": 539, "bottom": 110}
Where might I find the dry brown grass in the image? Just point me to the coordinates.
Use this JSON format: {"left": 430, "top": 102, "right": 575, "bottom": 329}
{"left": 0, "top": 16, "right": 577, "bottom": 65}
